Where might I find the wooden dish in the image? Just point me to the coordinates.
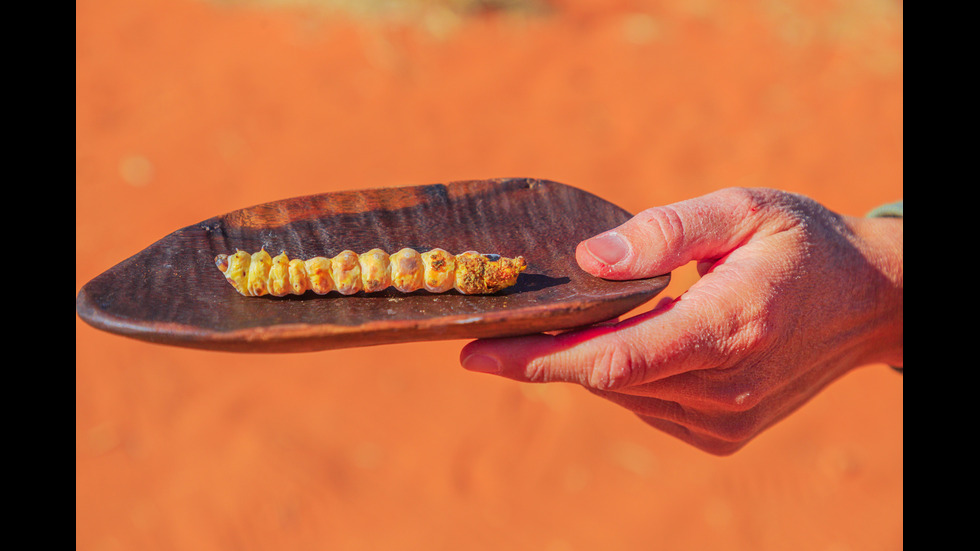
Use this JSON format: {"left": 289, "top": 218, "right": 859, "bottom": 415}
{"left": 76, "top": 178, "right": 669, "bottom": 353}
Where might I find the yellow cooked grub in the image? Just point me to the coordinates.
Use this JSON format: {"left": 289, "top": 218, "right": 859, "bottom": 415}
{"left": 214, "top": 247, "right": 527, "bottom": 297}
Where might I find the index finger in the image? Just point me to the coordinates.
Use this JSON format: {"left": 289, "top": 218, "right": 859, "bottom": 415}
{"left": 459, "top": 293, "right": 726, "bottom": 390}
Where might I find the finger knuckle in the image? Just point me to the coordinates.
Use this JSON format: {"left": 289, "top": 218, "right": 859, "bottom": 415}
{"left": 725, "top": 317, "right": 778, "bottom": 361}
{"left": 705, "top": 386, "right": 761, "bottom": 413}
{"left": 636, "top": 206, "right": 686, "bottom": 252}
{"left": 587, "top": 343, "right": 643, "bottom": 391}
{"left": 638, "top": 413, "right": 747, "bottom": 456}
{"left": 698, "top": 439, "right": 747, "bottom": 457}
{"left": 523, "top": 356, "right": 551, "bottom": 383}
{"left": 695, "top": 367, "right": 765, "bottom": 413}
{"left": 704, "top": 409, "right": 764, "bottom": 444}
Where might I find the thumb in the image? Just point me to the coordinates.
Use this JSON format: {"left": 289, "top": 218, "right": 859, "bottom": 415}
{"left": 577, "top": 187, "right": 780, "bottom": 280}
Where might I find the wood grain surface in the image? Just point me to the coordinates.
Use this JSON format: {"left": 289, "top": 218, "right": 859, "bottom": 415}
{"left": 76, "top": 178, "right": 669, "bottom": 352}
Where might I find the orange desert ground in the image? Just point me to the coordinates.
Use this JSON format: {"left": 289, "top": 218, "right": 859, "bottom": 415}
{"left": 77, "top": 1, "right": 903, "bottom": 549}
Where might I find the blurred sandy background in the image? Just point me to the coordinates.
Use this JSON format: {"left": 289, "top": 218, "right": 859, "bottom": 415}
{"left": 76, "top": 0, "right": 903, "bottom": 549}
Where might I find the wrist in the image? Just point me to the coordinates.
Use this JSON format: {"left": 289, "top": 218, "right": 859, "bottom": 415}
{"left": 847, "top": 214, "right": 904, "bottom": 368}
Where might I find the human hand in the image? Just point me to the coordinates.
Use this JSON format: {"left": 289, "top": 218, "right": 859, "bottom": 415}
{"left": 460, "top": 187, "right": 903, "bottom": 455}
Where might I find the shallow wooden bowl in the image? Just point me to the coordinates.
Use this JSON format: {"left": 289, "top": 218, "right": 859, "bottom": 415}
{"left": 76, "top": 178, "right": 669, "bottom": 353}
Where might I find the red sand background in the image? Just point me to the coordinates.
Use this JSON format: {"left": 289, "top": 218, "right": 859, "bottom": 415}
{"left": 76, "top": 1, "right": 903, "bottom": 549}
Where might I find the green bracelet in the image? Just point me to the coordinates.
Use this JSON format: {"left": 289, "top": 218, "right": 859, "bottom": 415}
{"left": 866, "top": 200, "right": 903, "bottom": 219}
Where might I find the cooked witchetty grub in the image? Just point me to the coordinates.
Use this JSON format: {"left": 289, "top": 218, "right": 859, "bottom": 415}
{"left": 214, "top": 248, "right": 527, "bottom": 297}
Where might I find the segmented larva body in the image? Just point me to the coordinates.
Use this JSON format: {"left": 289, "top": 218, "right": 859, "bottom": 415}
{"left": 214, "top": 248, "right": 527, "bottom": 297}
